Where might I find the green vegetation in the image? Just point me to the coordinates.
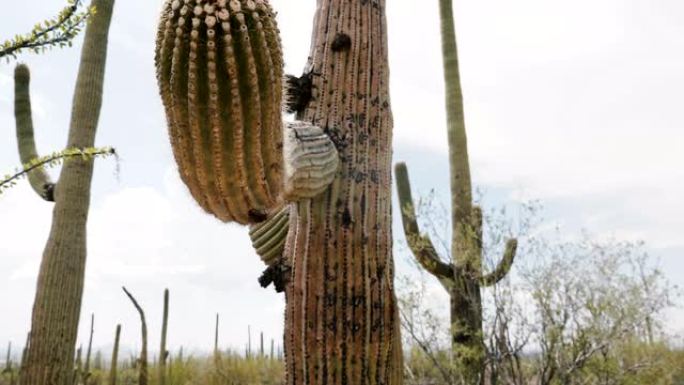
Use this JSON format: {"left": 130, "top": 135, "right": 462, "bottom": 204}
{"left": 397, "top": 196, "right": 683, "bottom": 385}
{"left": 1, "top": 350, "right": 285, "bottom": 385}
{"left": 0, "top": 0, "right": 92, "bottom": 61}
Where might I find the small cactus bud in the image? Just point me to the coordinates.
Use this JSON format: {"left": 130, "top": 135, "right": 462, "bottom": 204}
{"left": 156, "top": 0, "right": 285, "bottom": 225}
{"left": 282, "top": 122, "right": 339, "bottom": 201}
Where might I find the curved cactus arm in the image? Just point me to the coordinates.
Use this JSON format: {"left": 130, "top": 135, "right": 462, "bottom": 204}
{"left": 480, "top": 238, "right": 518, "bottom": 287}
{"left": 14, "top": 64, "right": 56, "bottom": 201}
{"left": 395, "top": 162, "right": 454, "bottom": 281}
{"left": 249, "top": 206, "right": 290, "bottom": 266}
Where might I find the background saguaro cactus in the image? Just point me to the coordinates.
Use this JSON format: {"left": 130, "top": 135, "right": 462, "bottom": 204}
{"left": 17, "top": 0, "right": 116, "bottom": 384}
{"left": 395, "top": 0, "right": 518, "bottom": 383}
{"left": 109, "top": 324, "right": 121, "bottom": 385}
{"left": 158, "top": 289, "right": 169, "bottom": 385}
{"left": 123, "top": 287, "right": 149, "bottom": 385}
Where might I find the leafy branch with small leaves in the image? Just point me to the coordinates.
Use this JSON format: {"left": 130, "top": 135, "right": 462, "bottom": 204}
{"left": 0, "top": 147, "right": 116, "bottom": 197}
{"left": 0, "top": 0, "right": 93, "bottom": 61}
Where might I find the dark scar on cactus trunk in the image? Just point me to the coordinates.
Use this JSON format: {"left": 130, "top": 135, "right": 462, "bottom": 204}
{"left": 248, "top": 209, "right": 269, "bottom": 223}
{"left": 331, "top": 33, "right": 351, "bottom": 52}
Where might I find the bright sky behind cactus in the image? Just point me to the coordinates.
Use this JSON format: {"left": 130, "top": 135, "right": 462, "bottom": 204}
{"left": 1, "top": 0, "right": 683, "bottom": 356}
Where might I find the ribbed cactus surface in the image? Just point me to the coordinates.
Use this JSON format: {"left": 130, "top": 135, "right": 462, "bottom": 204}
{"left": 282, "top": 122, "right": 339, "bottom": 201}
{"left": 14, "top": 64, "right": 55, "bottom": 201}
{"left": 249, "top": 206, "right": 289, "bottom": 266}
{"left": 156, "top": 0, "right": 285, "bottom": 225}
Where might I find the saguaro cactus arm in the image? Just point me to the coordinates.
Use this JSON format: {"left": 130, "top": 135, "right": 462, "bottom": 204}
{"left": 395, "top": 162, "right": 454, "bottom": 280}
{"left": 249, "top": 206, "right": 290, "bottom": 266}
{"left": 14, "top": 65, "right": 56, "bottom": 201}
{"left": 470, "top": 206, "right": 518, "bottom": 286}
{"left": 480, "top": 238, "right": 517, "bottom": 287}
{"left": 155, "top": 0, "right": 286, "bottom": 225}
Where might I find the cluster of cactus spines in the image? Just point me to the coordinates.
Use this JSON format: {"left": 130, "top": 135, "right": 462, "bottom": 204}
{"left": 282, "top": 121, "right": 339, "bottom": 201}
{"left": 156, "top": 0, "right": 286, "bottom": 225}
{"left": 14, "top": 65, "right": 55, "bottom": 202}
{"left": 395, "top": 0, "right": 519, "bottom": 381}
{"left": 18, "top": 1, "right": 116, "bottom": 384}
{"left": 249, "top": 206, "right": 289, "bottom": 266}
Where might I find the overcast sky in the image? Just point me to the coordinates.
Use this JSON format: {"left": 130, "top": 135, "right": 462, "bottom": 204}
{"left": 1, "top": 0, "right": 683, "bottom": 357}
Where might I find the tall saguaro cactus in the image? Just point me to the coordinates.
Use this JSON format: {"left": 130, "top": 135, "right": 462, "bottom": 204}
{"left": 155, "top": 0, "right": 402, "bottom": 383}
{"left": 17, "top": 1, "right": 116, "bottom": 384}
{"left": 282, "top": 1, "right": 403, "bottom": 383}
{"left": 395, "top": 0, "right": 518, "bottom": 383}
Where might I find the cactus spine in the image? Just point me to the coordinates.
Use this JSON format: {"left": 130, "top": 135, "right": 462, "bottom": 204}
{"left": 17, "top": 1, "right": 116, "bottom": 384}
{"left": 395, "top": 0, "right": 518, "bottom": 382}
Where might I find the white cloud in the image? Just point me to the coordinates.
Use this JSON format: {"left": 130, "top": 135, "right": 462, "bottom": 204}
{"left": 1, "top": 171, "right": 284, "bottom": 354}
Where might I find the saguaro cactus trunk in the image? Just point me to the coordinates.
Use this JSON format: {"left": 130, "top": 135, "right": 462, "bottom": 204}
{"left": 18, "top": 1, "right": 116, "bottom": 384}
{"left": 282, "top": 1, "right": 403, "bottom": 384}
{"left": 395, "top": 0, "right": 518, "bottom": 383}
{"left": 155, "top": 0, "right": 403, "bottom": 383}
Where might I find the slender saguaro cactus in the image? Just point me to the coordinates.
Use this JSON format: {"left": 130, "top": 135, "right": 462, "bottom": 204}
{"left": 395, "top": 0, "right": 518, "bottom": 382}
{"left": 73, "top": 346, "right": 83, "bottom": 385}
{"left": 213, "top": 313, "right": 220, "bottom": 358}
{"left": 18, "top": 1, "right": 116, "bottom": 384}
{"left": 109, "top": 324, "right": 121, "bottom": 385}
{"left": 155, "top": 0, "right": 402, "bottom": 383}
{"left": 158, "top": 289, "right": 169, "bottom": 385}
{"left": 122, "top": 287, "right": 148, "bottom": 385}
{"left": 3, "top": 342, "right": 15, "bottom": 385}
{"left": 82, "top": 314, "right": 94, "bottom": 384}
